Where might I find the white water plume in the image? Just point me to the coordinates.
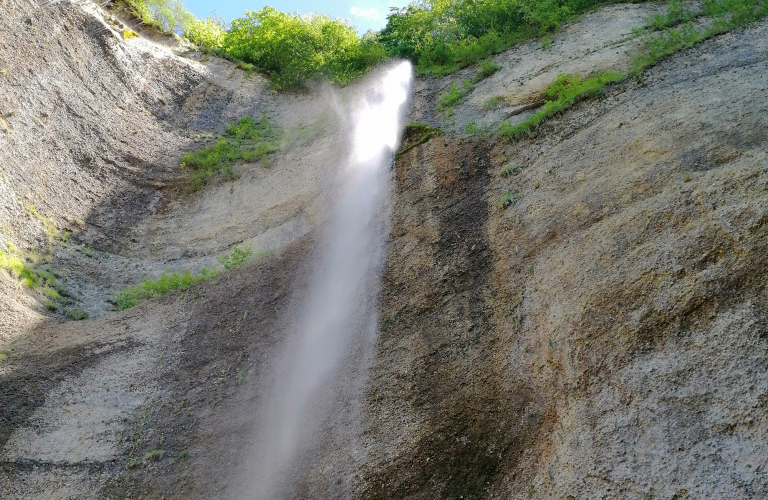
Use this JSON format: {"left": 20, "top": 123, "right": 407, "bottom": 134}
{"left": 239, "top": 61, "right": 413, "bottom": 499}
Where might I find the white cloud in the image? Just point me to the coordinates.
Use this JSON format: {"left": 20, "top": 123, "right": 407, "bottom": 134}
{"left": 350, "top": 6, "right": 382, "bottom": 20}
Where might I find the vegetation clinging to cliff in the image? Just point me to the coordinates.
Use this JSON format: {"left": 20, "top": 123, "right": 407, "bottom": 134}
{"left": 499, "top": 0, "right": 768, "bottom": 138}
{"left": 113, "top": 245, "right": 265, "bottom": 310}
{"left": 121, "top": 0, "right": 643, "bottom": 89}
{"left": 123, "top": 0, "right": 767, "bottom": 91}
{"left": 181, "top": 116, "right": 280, "bottom": 189}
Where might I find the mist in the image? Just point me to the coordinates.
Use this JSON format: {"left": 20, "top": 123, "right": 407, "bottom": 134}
{"left": 234, "top": 61, "right": 413, "bottom": 499}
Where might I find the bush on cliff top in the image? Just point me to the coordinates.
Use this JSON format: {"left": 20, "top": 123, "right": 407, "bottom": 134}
{"left": 223, "top": 8, "right": 387, "bottom": 88}
{"left": 121, "top": 0, "right": 640, "bottom": 88}
{"left": 123, "top": 0, "right": 768, "bottom": 89}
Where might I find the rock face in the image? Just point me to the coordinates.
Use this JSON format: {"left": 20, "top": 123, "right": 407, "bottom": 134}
{"left": 2, "top": 1, "right": 768, "bottom": 499}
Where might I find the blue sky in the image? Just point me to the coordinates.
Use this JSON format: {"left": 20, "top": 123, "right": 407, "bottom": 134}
{"left": 183, "top": 0, "right": 412, "bottom": 33}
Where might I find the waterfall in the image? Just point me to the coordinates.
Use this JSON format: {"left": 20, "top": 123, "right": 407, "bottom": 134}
{"left": 241, "top": 61, "right": 413, "bottom": 499}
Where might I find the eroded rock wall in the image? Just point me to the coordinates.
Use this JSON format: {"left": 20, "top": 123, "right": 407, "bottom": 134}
{"left": 1, "top": 1, "right": 768, "bottom": 499}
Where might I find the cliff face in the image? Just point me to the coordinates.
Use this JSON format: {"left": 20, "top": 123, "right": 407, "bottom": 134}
{"left": 2, "top": 1, "right": 768, "bottom": 499}
{"left": 366, "top": 22, "right": 768, "bottom": 498}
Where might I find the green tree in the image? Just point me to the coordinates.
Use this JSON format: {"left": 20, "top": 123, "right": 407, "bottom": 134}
{"left": 124, "top": 0, "right": 195, "bottom": 34}
{"left": 224, "top": 7, "right": 385, "bottom": 88}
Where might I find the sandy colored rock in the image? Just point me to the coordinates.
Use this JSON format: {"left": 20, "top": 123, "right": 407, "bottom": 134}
{"left": 1, "top": 1, "right": 768, "bottom": 499}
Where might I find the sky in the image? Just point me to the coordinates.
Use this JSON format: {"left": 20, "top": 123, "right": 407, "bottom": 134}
{"left": 183, "top": 0, "right": 413, "bottom": 33}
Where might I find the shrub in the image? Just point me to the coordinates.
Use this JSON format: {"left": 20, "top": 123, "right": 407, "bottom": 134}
{"left": 499, "top": 71, "right": 623, "bottom": 137}
{"left": 437, "top": 79, "right": 474, "bottom": 115}
{"left": 381, "top": 0, "right": 615, "bottom": 76}
{"left": 186, "top": 16, "right": 226, "bottom": 51}
{"left": 500, "top": 163, "right": 521, "bottom": 176}
{"left": 181, "top": 116, "right": 279, "bottom": 189}
{"left": 224, "top": 8, "right": 386, "bottom": 89}
{"left": 113, "top": 245, "right": 265, "bottom": 310}
{"left": 218, "top": 245, "right": 254, "bottom": 270}
{"left": 123, "top": 0, "right": 195, "bottom": 34}
{"left": 121, "top": 0, "right": 768, "bottom": 92}
{"left": 483, "top": 96, "right": 501, "bottom": 110}
{"left": 474, "top": 59, "right": 501, "bottom": 82}
{"left": 498, "top": 190, "right": 521, "bottom": 209}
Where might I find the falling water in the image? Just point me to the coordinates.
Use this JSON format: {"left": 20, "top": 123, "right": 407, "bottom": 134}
{"left": 240, "top": 61, "right": 413, "bottom": 499}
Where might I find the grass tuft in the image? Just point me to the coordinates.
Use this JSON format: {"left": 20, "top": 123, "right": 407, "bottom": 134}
{"left": 143, "top": 448, "right": 165, "bottom": 462}
{"left": 396, "top": 123, "right": 444, "bottom": 158}
{"left": 474, "top": 59, "right": 501, "bottom": 82}
{"left": 500, "top": 163, "right": 522, "bottom": 177}
{"left": 483, "top": 96, "right": 501, "bottom": 110}
{"left": 499, "top": 71, "right": 623, "bottom": 138}
{"left": 113, "top": 245, "right": 265, "bottom": 310}
{"left": 437, "top": 79, "right": 474, "bottom": 116}
{"left": 498, "top": 190, "right": 521, "bottom": 210}
{"left": 498, "top": 0, "right": 767, "bottom": 140}
{"left": 113, "top": 268, "right": 218, "bottom": 310}
{"left": 181, "top": 116, "right": 280, "bottom": 189}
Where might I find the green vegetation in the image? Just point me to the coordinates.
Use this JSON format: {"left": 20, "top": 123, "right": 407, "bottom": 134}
{"left": 630, "top": 0, "right": 768, "bottom": 75}
{"left": 113, "top": 245, "right": 262, "bottom": 310}
{"left": 499, "top": 71, "right": 622, "bottom": 138}
{"left": 474, "top": 59, "right": 501, "bottom": 81}
{"left": 122, "top": 0, "right": 195, "bottom": 34}
{"left": 181, "top": 116, "right": 279, "bottom": 189}
{"left": 397, "top": 123, "right": 444, "bottom": 158}
{"left": 498, "top": 190, "right": 521, "bottom": 209}
{"left": 500, "top": 163, "right": 522, "bottom": 176}
{"left": 121, "top": 2, "right": 385, "bottom": 88}
{"left": 64, "top": 308, "right": 89, "bottom": 320}
{"left": 124, "top": 0, "right": 654, "bottom": 89}
{"left": 465, "top": 122, "right": 480, "bottom": 134}
{"left": 218, "top": 245, "right": 255, "bottom": 270}
{"left": 185, "top": 15, "right": 226, "bottom": 49}
{"left": 1, "top": 245, "right": 87, "bottom": 320}
{"left": 464, "top": 121, "right": 491, "bottom": 135}
{"left": 181, "top": 115, "right": 326, "bottom": 188}
{"left": 380, "top": 0, "right": 629, "bottom": 77}
{"left": 541, "top": 33, "right": 553, "bottom": 49}
{"left": 1, "top": 248, "right": 43, "bottom": 288}
{"left": 646, "top": 0, "right": 695, "bottom": 29}
{"left": 25, "top": 203, "right": 70, "bottom": 246}
{"left": 143, "top": 448, "right": 166, "bottom": 461}
{"left": 499, "top": 0, "right": 767, "bottom": 139}
{"left": 124, "top": 0, "right": 766, "bottom": 92}
{"left": 437, "top": 79, "right": 473, "bottom": 115}
{"left": 113, "top": 267, "right": 219, "bottom": 310}
{"left": 223, "top": 8, "right": 387, "bottom": 89}
{"left": 483, "top": 96, "right": 501, "bottom": 110}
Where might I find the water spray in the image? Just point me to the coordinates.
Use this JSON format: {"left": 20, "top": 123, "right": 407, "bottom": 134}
{"left": 239, "top": 61, "right": 413, "bottom": 499}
